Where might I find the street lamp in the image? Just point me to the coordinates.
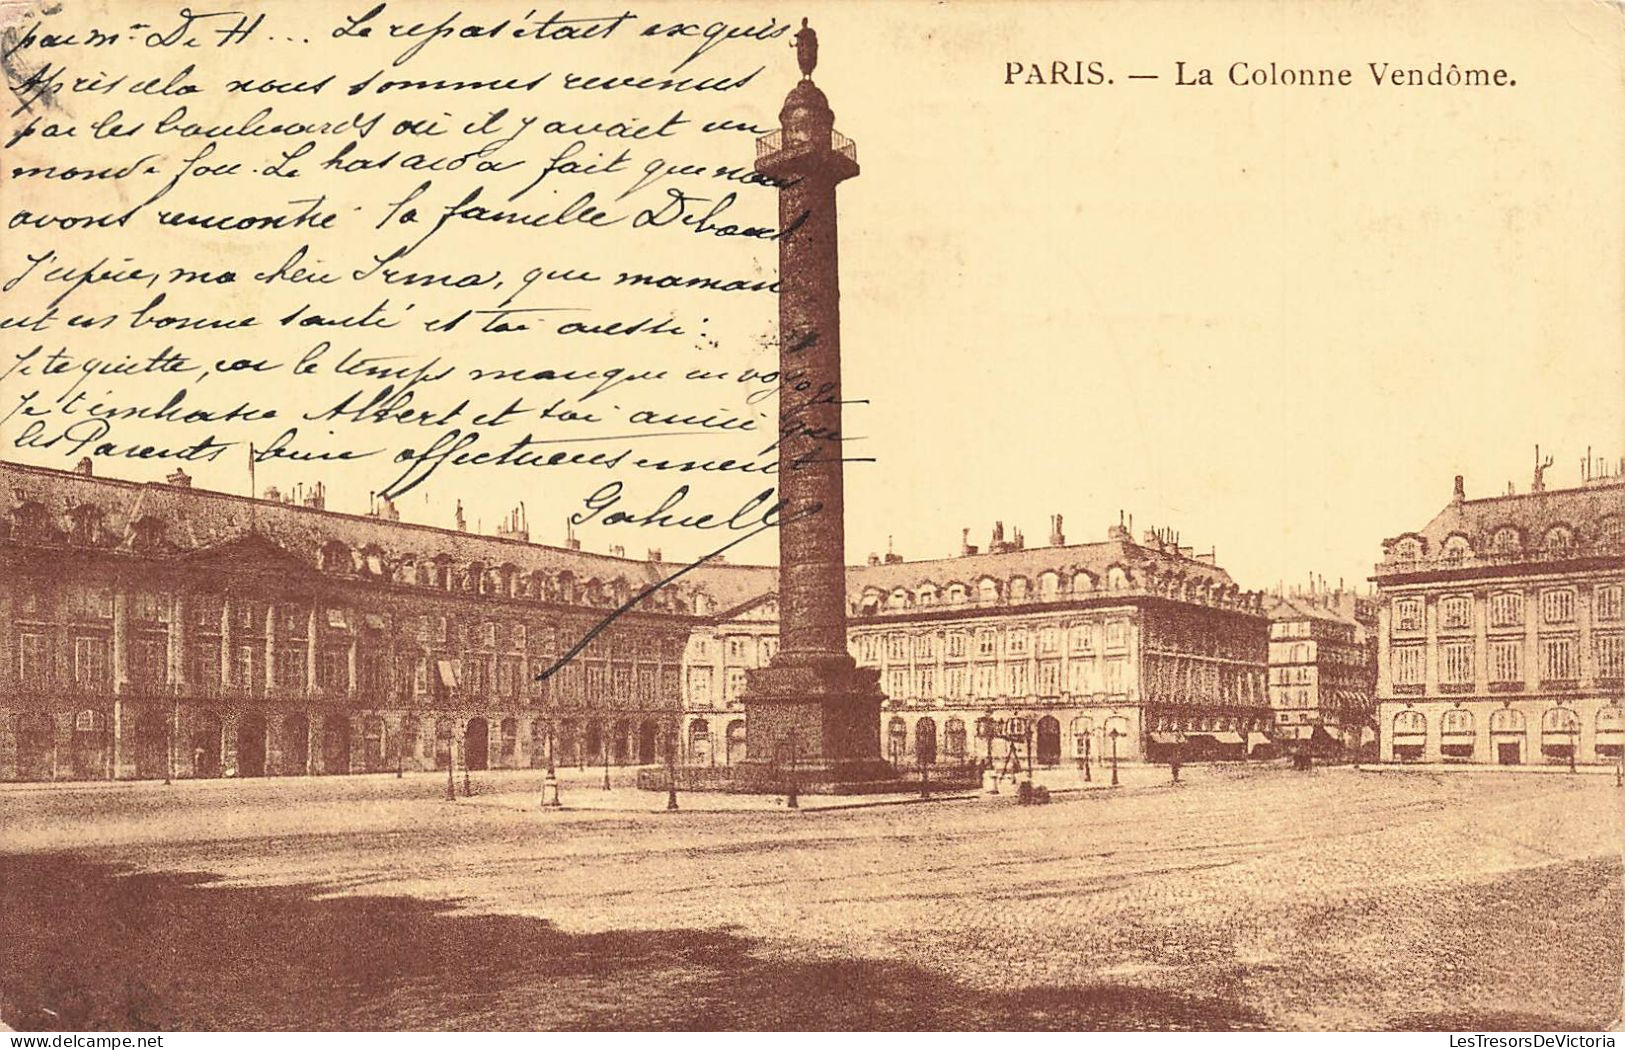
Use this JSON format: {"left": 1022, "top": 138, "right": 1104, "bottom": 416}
{"left": 917, "top": 735, "right": 930, "bottom": 799}
{"left": 540, "top": 715, "right": 561, "bottom": 809}
{"left": 1109, "top": 727, "right": 1120, "bottom": 787}
{"left": 1082, "top": 731, "right": 1091, "bottom": 783}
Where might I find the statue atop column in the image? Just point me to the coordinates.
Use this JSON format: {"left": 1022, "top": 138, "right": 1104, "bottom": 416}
{"left": 793, "top": 17, "right": 818, "bottom": 78}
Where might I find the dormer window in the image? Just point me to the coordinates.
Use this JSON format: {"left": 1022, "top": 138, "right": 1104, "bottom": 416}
{"left": 1441, "top": 535, "right": 1472, "bottom": 561}
{"left": 1393, "top": 537, "right": 1423, "bottom": 560}
{"left": 1543, "top": 525, "right": 1573, "bottom": 553}
{"left": 1490, "top": 527, "right": 1521, "bottom": 553}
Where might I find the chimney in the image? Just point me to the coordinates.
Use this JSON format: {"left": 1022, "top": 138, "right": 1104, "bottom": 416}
{"left": 303, "top": 481, "right": 325, "bottom": 510}
{"left": 455, "top": 500, "right": 467, "bottom": 531}
{"left": 647, "top": 548, "right": 662, "bottom": 563}
{"left": 263, "top": 485, "right": 282, "bottom": 502}
{"left": 1012, "top": 527, "right": 1025, "bottom": 551}
{"left": 1452, "top": 474, "right": 1465, "bottom": 504}
{"left": 883, "top": 535, "right": 903, "bottom": 564}
{"left": 565, "top": 519, "right": 581, "bottom": 551}
{"left": 1108, "top": 510, "right": 1131, "bottom": 543}
{"left": 961, "top": 528, "right": 975, "bottom": 557}
{"left": 1049, "top": 514, "right": 1065, "bottom": 547}
{"left": 610, "top": 544, "right": 625, "bottom": 558}
{"left": 165, "top": 468, "right": 192, "bottom": 488}
{"left": 867, "top": 552, "right": 881, "bottom": 566}
{"left": 374, "top": 496, "right": 400, "bottom": 522}
{"left": 496, "top": 503, "right": 530, "bottom": 543}
{"left": 75, "top": 457, "right": 93, "bottom": 477}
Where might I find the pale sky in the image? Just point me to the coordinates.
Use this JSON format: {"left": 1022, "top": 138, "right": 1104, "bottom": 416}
{"left": 2, "top": 0, "right": 1621, "bottom": 594}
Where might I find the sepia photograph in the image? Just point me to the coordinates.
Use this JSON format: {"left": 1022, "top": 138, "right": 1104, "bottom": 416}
{"left": 0, "top": 0, "right": 1621, "bottom": 1036}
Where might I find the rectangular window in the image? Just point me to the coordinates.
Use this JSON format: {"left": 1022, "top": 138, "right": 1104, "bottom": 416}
{"left": 73, "top": 636, "right": 108, "bottom": 686}
{"left": 858, "top": 636, "right": 880, "bottom": 664}
{"left": 237, "top": 646, "right": 256, "bottom": 688}
{"left": 1068, "top": 660, "right": 1093, "bottom": 694}
{"left": 885, "top": 634, "right": 909, "bottom": 662}
{"left": 727, "top": 637, "right": 749, "bottom": 662}
{"left": 1104, "top": 621, "right": 1127, "bottom": 650}
{"left": 976, "top": 630, "right": 998, "bottom": 658}
{"left": 1393, "top": 645, "right": 1424, "bottom": 685}
{"left": 1039, "top": 627, "right": 1060, "bottom": 655}
{"left": 132, "top": 638, "right": 167, "bottom": 684}
{"left": 973, "top": 664, "right": 997, "bottom": 698}
{"left": 725, "top": 667, "right": 747, "bottom": 701}
{"left": 1006, "top": 630, "right": 1028, "bottom": 656}
{"left": 1490, "top": 640, "right": 1523, "bottom": 682}
{"left": 887, "top": 668, "right": 909, "bottom": 697}
{"left": 944, "top": 666, "right": 966, "bottom": 698}
{"left": 945, "top": 633, "right": 967, "bottom": 659}
{"left": 1070, "top": 624, "right": 1094, "bottom": 653}
{"left": 1439, "top": 641, "right": 1473, "bottom": 684}
{"left": 1542, "top": 590, "right": 1575, "bottom": 625}
{"left": 1102, "top": 659, "right": 1125, "bottom": 694}
{"left": 1440, "top": 597, "right": 1472, "bottom": 630}
{"left": 1542, "top": 637, "right": 1576, "bottom": 681}
{"left": 1596, "top": 585, "right": 1623, "bottom": 623}
{"left": 189, "top": 641, "right": 221, "bottom": 687}
{"left": 1595, "top": 634, "right": 1623, "bottom": 679}
{"left": 1006, "top": 662, "right": 1028, "bottom": 696}
{"left": 1394, "top": 600, "right": 1422, "bottom": 632}
{"left": 275, "top": 648, "right": 307, "bottom": 689}
{"left": 916, "top": 666, "right": 936, "bottom": 698}
{"left": 1037, "top": 660, "right": 1061, "bottom": 696}
{"left": 1490, "top": 592, "right": 1524, "bottom": 628}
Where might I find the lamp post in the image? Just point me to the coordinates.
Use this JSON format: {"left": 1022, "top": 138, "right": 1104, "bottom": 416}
{"left": 1568, "top": 714, "right": 1577, "bottom": 774}
{"left": 1082, "top": 731, "right": 1091, "bottom": 783}
{"left": 918, "top": 735, "right": 930, "bottom": 799}
{"left": 540, "top": 714, "right": 561, "bottom": 809}
{"left": 666, "top": 719, "right": 679, "bottom": 812}
{"left": 1109, "top": 727, "right": 1120, "bottom": 787}
{"left": 1024, "top": 718, "right": 1035, "bottom": 788}
{"left": 444, "top": 724, "right": 455, "bottom": 802}
{"left": 601, "top": 731, "right": 611, "bottom": 791}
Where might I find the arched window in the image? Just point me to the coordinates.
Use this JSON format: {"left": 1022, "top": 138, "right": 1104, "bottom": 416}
{"left": 1597, "top": 517, "right": 1622, "bottom": 549}
{"left": 977, "top": 578, "right": 999, "bottom": 604}
{"left": 1393, "top": 537, "right": 1423, "bottom": 560}
{"left": 1442, "top": 535, "right": 1472, "bottom": 561}
{"left": 1392, "top": 710, "right": 1426, "bottom": 737}
{"left": 1543, "top": 525, "right": 1574, "bottom": 553}
{"left": 1038, "top": 572, "right": 1060, "bottom": 599}
{"left": 1440, "top": 709, "right": 1474, "bottom": 735}
{"left": 1541, "top": 707, "right": 1579, "bottom": 735}
{"left": 1008, "top": 577, "right": 1029, "bottom": 602}
{"left": 1106, "top": 566, "right": 1130, "bottom": 590}
{"left": 887, "top": 717, "right": 908, "bottom": 763}
{"left": 944, "top": 717, "right": 967, "bottom": 760}
{"left": 1489, "top": 708, "right": 1526, "bottom": 734}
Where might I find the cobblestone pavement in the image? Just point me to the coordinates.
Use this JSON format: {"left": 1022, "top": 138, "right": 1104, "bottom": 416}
{"left": 1, "top": 764, "right": 1620, "bottom": 1031}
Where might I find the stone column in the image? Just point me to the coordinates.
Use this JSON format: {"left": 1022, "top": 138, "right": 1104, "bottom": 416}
{"left": 347, "top": 613, "right": 359, "bottom": 699}
{"left": 170, "top": 593, "right": 190, "bottom": 690}
{"left": 112, "top": 590, "right": 131, "bottom": 693}
{"left": 739, "top": 44, "right": 887, "bottom": 785}
{"left": 220, "top": 596, "right": 235, "bottom": 688}
{"left": 306, "top": 605, "right": 319, "bottom": 694}
{"left": 264, "top": 605, "right": 278, "bottom": 693}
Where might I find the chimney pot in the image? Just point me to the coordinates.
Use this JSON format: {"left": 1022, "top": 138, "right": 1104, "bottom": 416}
{"left": 75, "top": 458, "right": 93, "bottom": 476}
{"left": 165, "top": 469, "right": 192, "bottom": 488}
{"left": 1452, "top": 475, "right": 1465, "bottom": 502}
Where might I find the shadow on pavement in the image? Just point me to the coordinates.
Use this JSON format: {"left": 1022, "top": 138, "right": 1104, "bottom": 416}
{"left": 0, "top": 853, "right": 1273, "bottom": 1032}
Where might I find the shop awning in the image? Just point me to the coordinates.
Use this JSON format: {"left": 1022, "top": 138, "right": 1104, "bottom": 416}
{"left": 1149, "top": 732, "right": 1183, "bottom": 744}
{"left": 1214, "top": 731, "right": 1244, "bottom": 745}
{"left": 1246, "top": 732, "right": 1273, "bottom": 749}
{"left": 436, "top": 660, "right": 460, "bottom": 689}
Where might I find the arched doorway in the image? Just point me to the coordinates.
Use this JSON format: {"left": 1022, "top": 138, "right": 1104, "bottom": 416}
{"left": 1036, "top": 716, "right": 1062, "bottom": 766}
{"left": 191, "top": 713, "right": 222, "bottom": 778}
{"left": 362, "top": 716, "right": 386, "bottom": 771}
{"left": 689, "top": 719, "right": 712, "bottom": 765}
{"left": 584, "top": 721, "right": 603, "bottom": 765}
{"left": 638, "top": 719, "right": 659, "bottom": 765}
{"left": 16, "top": 713, "right": 56, "bottom": 781}
{"left": 944, "top": 718, "right": 966, "bottom": 762}
{"left": 1070, "top": 716, "right": 1094, "bottom": 762}
{"left": 135, "top": 712, "right": 168, "bottom": 779}
{"left": 725, "top": 720, "right": 747, "bottom": 765}
{"left": 283, "top": 713, "right": 310, "bottom": 775}
{"left": 464, "top": 717, "right": 489, "bottom": 770}
{"left": 237, "top": 712, "right": 267, "bottom": 777}
{"left": 71, "top": 710, "right": 110, "bottom": 779}
{"left": 401, "top": 715, "right": 421, "bottom": 771}
{"left": 887, "top": 716, "right": 908, "bottom": 766}
{"left": 611, "top": 718, "right": 630, "bottom": 765}
{"left": 914, "top": 717, "right": 938, "bottom": 766}
{"left": 322, "top": 714, "right": 351, "bottom": 775}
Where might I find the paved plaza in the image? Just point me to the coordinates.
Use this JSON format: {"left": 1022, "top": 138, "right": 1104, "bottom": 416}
{"left": 1, "top": 764, "right": 1620, "bottom": 1031}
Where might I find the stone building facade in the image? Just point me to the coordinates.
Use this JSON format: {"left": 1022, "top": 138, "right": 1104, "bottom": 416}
{"left": 1264, "top": 588, "right": 1378, "bottom": 754}
{"left": 682, "top": 519, "right": 1272, "bottom": 770}
{"left": 1, "top": 462, "right": 1272, "bottom": 781}
{"left": 0, "top": 459, "right": 697, "bottom": 781}
{"left": 1373, "top": 469, "right": 1625, "bottom": 765}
